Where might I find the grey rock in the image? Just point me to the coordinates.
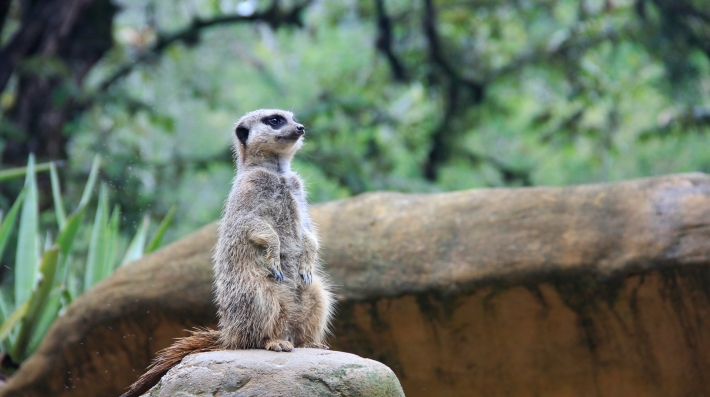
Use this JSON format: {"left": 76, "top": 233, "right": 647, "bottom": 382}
{"left": 144, "top": 349, "right": 405, "bottom": 397}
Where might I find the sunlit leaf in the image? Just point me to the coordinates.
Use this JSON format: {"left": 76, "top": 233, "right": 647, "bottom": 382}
{"left": 145, "top": 205, "right": 177, "bottom": 254}
{"left": 0, "top": 188, "right": 26, "bottom": 267}
{"left": 84, "top": 184, "right": 109, "bottom": 291}
{"left": 122, "top": 215, "right": 150, "bottom": 266}
{"left": 10, "top": 246, "right": 60, "bottom": 361}
{"left": 0, "top": 162, "right": 54, "bottom": 183}
{"left": 79, "top": 156, "right": 101, "bottom": 209}
{"left": 50, "top": 162, "right": 67, "bottom": 230}
{"left": 55, "top": 206, "right": 87, "bottom": 286}
{"left": 102, "top": 205, "right": 121, "bottom": 279}
{"left": 0, "top": 301, "right": 29, "bottom": 348}
{"left": 0, "top": 289, "right": 9, "bottom": 325}
{"left": 15, "top": 155, "right": 39, "bottom": 307}
{"left": 26, "top": 288, "right": 62, "bottom": 355}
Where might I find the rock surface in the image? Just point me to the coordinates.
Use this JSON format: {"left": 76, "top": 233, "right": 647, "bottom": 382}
{"left": 142, "top": 349, "right": 404, "bottom": 397}
{"left": 1, "top": 173, "right": 709, "bottom": 397}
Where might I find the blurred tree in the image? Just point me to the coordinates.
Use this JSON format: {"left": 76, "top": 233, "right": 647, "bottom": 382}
{"left": 0, "top": 0, "right": 708, "bottom": 241}
{"left": 0, "top": 0, "right": 309, "bottom": 165}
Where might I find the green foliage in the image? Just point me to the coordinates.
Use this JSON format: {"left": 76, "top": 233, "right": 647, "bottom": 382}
{"left": 57, "top": 0, "right": 708, "bottom": 239}
{"left": 0, "top": 156, "right": 175, "bottom": 368}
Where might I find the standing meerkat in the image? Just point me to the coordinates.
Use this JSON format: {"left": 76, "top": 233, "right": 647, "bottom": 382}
{"left": 121, "top": 109, "right": 334, "bottom": 397}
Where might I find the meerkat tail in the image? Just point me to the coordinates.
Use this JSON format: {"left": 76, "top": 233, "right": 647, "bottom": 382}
{"left": 120, "top": 328, "right": 221, "bottom": 397}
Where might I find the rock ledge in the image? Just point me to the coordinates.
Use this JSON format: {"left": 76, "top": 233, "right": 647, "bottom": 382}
{"left": 143, "top": 349, "right": 405, "bottom": 397}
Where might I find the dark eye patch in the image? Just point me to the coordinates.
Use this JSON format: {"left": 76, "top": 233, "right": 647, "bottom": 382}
{"left": 261, "top": 115, "right": 287, "bottom": 129}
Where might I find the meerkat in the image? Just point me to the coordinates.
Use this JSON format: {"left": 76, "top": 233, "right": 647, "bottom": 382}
{"left": 121, "top": 109, "right": 334, "bottom": 397}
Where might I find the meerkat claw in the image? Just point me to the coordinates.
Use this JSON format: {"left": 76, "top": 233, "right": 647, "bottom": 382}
{"left": 301, "top": 272, "right": 313, "bottom": 285}
{"left": 273, "top": 269, "right": 284, "bottom": 282}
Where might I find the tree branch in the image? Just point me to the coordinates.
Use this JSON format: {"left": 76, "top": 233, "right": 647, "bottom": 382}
{"left": 421, "top": 0, "right": 485, "bottom": 180}
{"left": 0, "top": 0, "right": 96, "bottom": 94}
{"left": 489, "top": 22, "right": 633, "bottom": 80}
{"left": 96, "top": 0, "right": 312, "bottom": 92}
{"left": 0, "top": 0, "right": 11, "bottom": 39}
{"left": 373, "top": 0, "right": 407, "bottom": 81}
{"left": 422, "top": 0, "right": 483, "bottom": 101}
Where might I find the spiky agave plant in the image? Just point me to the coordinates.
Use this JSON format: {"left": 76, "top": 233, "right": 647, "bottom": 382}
{"left": 0, "top": 156, "right": 176, "bottom": 376}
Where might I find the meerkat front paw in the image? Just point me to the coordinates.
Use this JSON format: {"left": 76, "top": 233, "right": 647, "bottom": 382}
{"left": 265, "top": 339, "right": 293, "bottom": 352}
{"left": 299, "top": 261, "right": 313, "bottom": 285}
{"left": 270, "top": 257, "right": 284, "bottom": 282}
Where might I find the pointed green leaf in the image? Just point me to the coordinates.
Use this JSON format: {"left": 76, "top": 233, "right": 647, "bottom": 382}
{"left": 0, "top": 288, "right": 11, "bottom": 325}
{"left": 121, "top": 215, "right": 150, "bottom": 265}
{"left": 26, "top": 288, "right": 62, "bottom": 355}
{"left": 15, "top": 155, "right": 39, "bottom": 307}
{"left": 0, "top": 188, "right": 26, "bottom": 266}
{"left": 50, "top": 162, "right": 67, "bottom": 230}
{"left": 84, "top": 184, "right": 109, "bottom": 291}
{"left": 0, "top": 301, "right": 29, "bottom": 347}
{"left": 102, "top": 205, "right": 121, "bottom": 279}
{"left": 79, "top": 156, "right": 101, "bottom": 209}
{"left": 43, "top": 231, "right": 53, "bottom": 252}
{"left": 0, "top": 162, "right": 54, "bottom": 183}
{"left": 55, "top": 205, "right": 87, "bottom": 285}
{"left": 60, "top": 288, "right": 73, "bottom": 309}
{"left": 11, "top": 246, "right": 60, "bottom": 361}
{"left": 145, "top": 205, "right": 177, "bottom": 254}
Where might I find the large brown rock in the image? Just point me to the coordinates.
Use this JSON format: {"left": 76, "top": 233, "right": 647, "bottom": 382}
{"left": 1, "top": 173, "right": 709, "bottom": 397}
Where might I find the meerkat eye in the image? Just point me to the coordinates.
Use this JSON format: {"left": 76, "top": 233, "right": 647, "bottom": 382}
{"left": 262, "top": 115, "right": 286, "bottom": 128}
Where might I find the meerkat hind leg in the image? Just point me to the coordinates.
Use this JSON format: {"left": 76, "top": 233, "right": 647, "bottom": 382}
{"left": 294, "top": 282, "right": 332, "bottom": 349}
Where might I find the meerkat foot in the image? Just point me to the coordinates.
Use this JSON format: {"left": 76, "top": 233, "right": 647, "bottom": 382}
{"left": 265, "top": 339, "right": 293, "bottom": 352}
{"left": 299, "top": 342, "right": 329, "bottom": 349}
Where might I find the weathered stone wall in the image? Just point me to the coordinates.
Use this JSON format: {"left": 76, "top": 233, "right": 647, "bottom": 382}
{"left": 1, "top": 173, "right": 709, "bottom": 397}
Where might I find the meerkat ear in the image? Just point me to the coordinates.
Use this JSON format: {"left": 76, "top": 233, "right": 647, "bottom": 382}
{"left": 235, "top": 125, "right": 249, "bottom": 145}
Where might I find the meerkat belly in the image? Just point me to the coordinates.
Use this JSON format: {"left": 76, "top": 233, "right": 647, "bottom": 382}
{"left": 268, "top": 184, "right": 304, "bottom": 277}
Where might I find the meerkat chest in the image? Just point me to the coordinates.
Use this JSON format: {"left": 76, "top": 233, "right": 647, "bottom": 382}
{"left": 266, "top": 176, "right": 306, "bottom": 236}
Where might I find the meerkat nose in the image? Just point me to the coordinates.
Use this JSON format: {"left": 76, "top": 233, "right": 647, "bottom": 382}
{"left": 295, "top": 124, "right": 305, "bottom": 134}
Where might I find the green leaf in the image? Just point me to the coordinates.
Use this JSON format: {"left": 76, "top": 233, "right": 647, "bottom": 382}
{"left": 145, "top": 205, "right": 177, "bottom": 254}
{"left": 0, "top": 188, "right": 26, "bottom": 268}
{"left": 79, "top": 155, "right": 101, "bottom": 209}
{"left": 102, "top": 205, "right": 121, "bottom": 279}
{"left": 0, "top": 289, "right": 8, "bottom": 324}
{"left": 15, "top": 155, "right": 39, "bottom": 307}
{"left": 26, "top": 288, "right": 62, "bottom": 355}
{"left": 60, "top": 288, "right": 73, "bottom": 309}
{"left": 0, "top": 288, "right": 14, "bottom": 353}
{"left": 121, "top": 215, "right": 150, "bottom": 265}
{"left": 0, "top": 162, "right": 54, "bottom": 183}
{"left": 10, "top": 246, "right": 60, "bottom": 361}
{"left": 43, "top": 231, "right": 53, "bottom": 252}
{"left": 0, "top": 301, "right": 29, "bottom": 347}
{"left": 84, "top": 184, "right": 109, "bottom": 291}
{"left": 55, "top": 206, "right": 87, "bottom": 285}
{"left": 50, "top": 162, "right": 67, "bottom": 230}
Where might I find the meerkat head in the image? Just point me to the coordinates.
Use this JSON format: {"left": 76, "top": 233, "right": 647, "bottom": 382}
{"left": 233, "top": 109, "right": 306, "bottom": 168}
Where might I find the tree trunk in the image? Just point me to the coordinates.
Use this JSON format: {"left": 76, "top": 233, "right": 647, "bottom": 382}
{"left": 0, "top": 0, "right": 116, "bottom": 165}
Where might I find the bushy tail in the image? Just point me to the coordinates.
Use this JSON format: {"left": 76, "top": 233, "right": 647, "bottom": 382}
{"left": 121, "top": 327, "right": 221, "bottom": 397}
